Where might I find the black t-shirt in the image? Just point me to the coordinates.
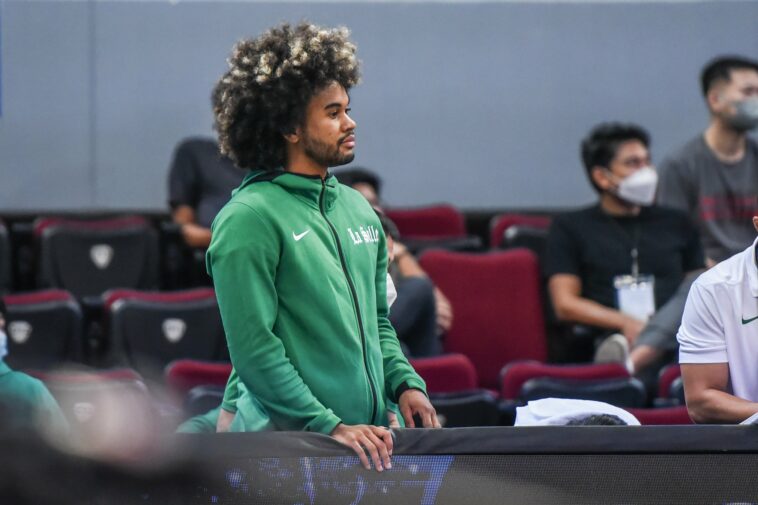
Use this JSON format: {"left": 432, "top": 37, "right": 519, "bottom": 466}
{"left": 167, "top": 138, "right": 245, "bottom": 228}
{"left": 545, "top": 204, "right": 704, "bottom": 310}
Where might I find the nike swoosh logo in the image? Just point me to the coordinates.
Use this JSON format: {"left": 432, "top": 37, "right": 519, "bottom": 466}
{"left": 742, "top": 315, "right": 758, "bottom": 325}
{"left": 292, "top": 230, "right": 311, "bottom": 241}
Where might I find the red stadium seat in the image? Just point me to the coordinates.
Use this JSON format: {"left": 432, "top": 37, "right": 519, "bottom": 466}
{"left": 420, "top": 249, "right": 547, "bottom": 389}
{"left": 385, "top": 204, "right": 466, "bottom": 239}
{"left": 409, "top": 354, "right": 478, "bottom": 394}
{"left": 104, "top": 289, "right": 227, "bottom": 376}
{"left": 519, "top": 376, "right": 647, "bottom": 408}
{"left": 627, "top": 406, "right": 692, "bottom": 425}
{"left": 164, "top": 359, "right": 233, "bottom": 399}
{"left": 3, "top": 289, "right": 83, "bottom": 368}
{"left": 26, "top": 368, "right": 156, "bottom": 433}
{"left": 35, "top": 216, "right": 159, "bottom": 298}
{"left": 500, "top": 361, "right": 630, "bottom": 400}
{"left": 489, "top": 213, "right": 551, "bottom": 249}
{"left": 657, "top": 364, "right": 682, "bottom": 401}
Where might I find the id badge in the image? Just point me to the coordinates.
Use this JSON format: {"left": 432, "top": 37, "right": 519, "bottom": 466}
{"left": 614, "top": 274, "right": 655, "bottom": 321}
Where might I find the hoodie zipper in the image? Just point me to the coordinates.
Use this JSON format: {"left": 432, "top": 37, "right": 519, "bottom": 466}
{"left": 319, "top": 178, "right": 379, "bottom": 424}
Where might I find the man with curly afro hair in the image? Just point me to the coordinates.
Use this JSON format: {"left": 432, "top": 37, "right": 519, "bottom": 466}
{"left": 206, "top": 22, "right": 439, "bottom": 471}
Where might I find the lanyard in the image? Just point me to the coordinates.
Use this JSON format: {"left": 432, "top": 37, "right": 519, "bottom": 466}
{"left": 602, "top": 207, "right": 642, "bottom": 279}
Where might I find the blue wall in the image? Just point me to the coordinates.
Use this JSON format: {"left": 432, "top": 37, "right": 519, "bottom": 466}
{"left": 1, "top": 0, "right": 757, "bottom": 211}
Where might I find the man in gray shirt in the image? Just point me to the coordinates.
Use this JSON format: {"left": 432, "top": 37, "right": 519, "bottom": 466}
{"left": 658, "top": 55, "right": 758, "bottom": 265}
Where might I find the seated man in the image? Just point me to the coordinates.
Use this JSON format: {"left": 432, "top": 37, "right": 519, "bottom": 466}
{"left": 335, "top": 167, "right": 451, "bottom": 357}
{"left": 546, "top": 123, "right": 705, "bottom": 375}
{"left": 0, "top": 299, "right": 68, "bottom": 435}
{"left": 678, "top": 214, "right": 758, "bottom": 423}
{"left": 167, "top": 136, "right": 244, "bottom": 249}
{"left": 658, "top": 55, "right": 758, "bottom": 266}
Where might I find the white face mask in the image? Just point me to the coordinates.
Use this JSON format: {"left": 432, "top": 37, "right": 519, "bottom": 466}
{"left": 614, "top": 166, "right": 658, "bottom": 206}
{"left": 386, "top": 273, "right": 398, "bottom": 308}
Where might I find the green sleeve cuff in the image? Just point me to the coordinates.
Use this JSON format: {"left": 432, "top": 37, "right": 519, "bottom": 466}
{"left": 391, "top": 377, "right": 428, "bottom": 403}
{"left": 220, "top": 400, "right": 238, "bottom": 414}
{"left": 221, "top": 368, "right": 240, "bottom": 413}
{"left": 304, "top": 409, "right": 342, "bottom": 435}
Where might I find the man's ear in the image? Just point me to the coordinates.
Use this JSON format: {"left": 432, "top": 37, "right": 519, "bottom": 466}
{"left": 283, "top": 126, "right": 301, "bottom": 145}
{"left": 591, "top": 166, "right": 612, "bottom": 191}
{"left": 707, "top": 87, "right": 726, "bottom": 114}
{"left": 752, "top": 216, "right": 758, "bottom": 233}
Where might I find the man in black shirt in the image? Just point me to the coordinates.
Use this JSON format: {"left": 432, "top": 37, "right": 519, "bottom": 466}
{"left": 167, "top": 137, "right": 244, "bottom": 248}
{"left": 546, "top": 123, "right": 705, "bottom": 374}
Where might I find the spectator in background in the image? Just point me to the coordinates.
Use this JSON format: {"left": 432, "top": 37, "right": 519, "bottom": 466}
{"left": 658, "top": 55, "right": 758, "bottom": 266}
{"left": 0, "top": 299, "right": 68, "bottom": 435}
{"left": 168, "top": 136, "right": 244, "bottom": 249}
{"left": 546, "top": 123, "right": 704, "bottom": 378}
{"left": 336, "top": 168, "right": 451, "bottom": 356}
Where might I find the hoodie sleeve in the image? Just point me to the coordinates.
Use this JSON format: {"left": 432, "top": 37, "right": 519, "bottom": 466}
{"left": 207, "top": 202, "right": 341, "bottom": 434}
{"left": 374, "top": 228, "right": 427, "bottom": 402}
{"left": 221, "top": 368, "right": 239, "bottom": 413}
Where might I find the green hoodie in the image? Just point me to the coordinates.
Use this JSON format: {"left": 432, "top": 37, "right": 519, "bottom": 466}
{"left": 206, "top": 170, "right": 426, "bottom": 434}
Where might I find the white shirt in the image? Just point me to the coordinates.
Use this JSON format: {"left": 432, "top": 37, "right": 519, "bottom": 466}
{"left": 678, "top": 237, "right": 758, "bottom": 402}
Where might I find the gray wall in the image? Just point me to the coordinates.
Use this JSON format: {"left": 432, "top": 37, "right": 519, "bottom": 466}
{"left": 1, "top": 0, "right": 757, "bottom": 212}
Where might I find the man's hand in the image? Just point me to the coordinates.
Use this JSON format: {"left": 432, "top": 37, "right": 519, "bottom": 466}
{"left": 387, "top": 410, "right": 401, "bottom": 428}
{"left": 331, "top": 423, "right": 394, "bottom": 471}
{"left": 216, "top": 408, "right": 235, "bottom": 433}
{"left": 181, "top": 223, "right": 212, "bottom": 248}
{"left": 399, "top": 389, "right": 441, "bottom": 428}
{"left": 392, "top": 241, "right": 409, "bottom": 261}
{"left": 620, "top": 317, "right": 645, "bottom": 345}
{"left": 434, "top": 288, "right": 453, "bottom": 333}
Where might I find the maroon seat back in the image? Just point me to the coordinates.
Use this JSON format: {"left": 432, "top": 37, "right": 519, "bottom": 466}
{"left": 409, "top": 354, "right": 478, "bottom": 394}
{"left": 164, "top": 359, "right": 233, "bottom": 399}
{"left": 385, "top": 205, "right": 466, "bottom": 239}
{"left": 420, "top": 249, "right": 547, "bottom": 389}
{"left": 35, "top": 216, "right": 159, "bottom": 298}
{"left": 658, "top": 364, "right": 682, "bottom": 400}
{"left": 3, "top": 290, "right": 83, "bottom": 368}
{"left": 627, "top": 406, "right": 693, "bottom": 425}
{"left": 26, "top": 368, "right": 156, "bottom": 434}
{"left": 104, "top": 289, "right": 227, "bottom": 376}
{"left": 500, "top": 361, "right": 630, "bottom": 400}
{"left": 489, "top": 214, "right": 551, "bottom": 248}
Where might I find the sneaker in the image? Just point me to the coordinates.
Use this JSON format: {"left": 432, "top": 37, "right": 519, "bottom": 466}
{"left": 594, "top": 333, "right": 634, "bottom": 374}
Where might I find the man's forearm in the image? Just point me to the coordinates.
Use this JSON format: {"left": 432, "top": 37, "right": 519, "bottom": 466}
{"left": 688, "top": 389, "right": 758, "bottom": 424}
{"left": 555, "top": 296, "right": 633, "bottom": 331}
{"left": 394, "top": 250, "right": 426, "bottom": 278}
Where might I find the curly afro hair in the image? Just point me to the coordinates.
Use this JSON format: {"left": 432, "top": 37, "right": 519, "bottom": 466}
{"left": 213, "top": 22, "right": 361, "bottom": 171}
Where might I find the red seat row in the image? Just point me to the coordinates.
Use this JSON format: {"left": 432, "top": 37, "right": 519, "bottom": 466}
{"left": 3, "top": 288, "right": 227, "bottom": 375}
{"left": 164, "top": 357, "right": 691, "bottom": 426}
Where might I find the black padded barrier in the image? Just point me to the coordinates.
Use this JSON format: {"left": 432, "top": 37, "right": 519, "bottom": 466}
{"left": 4, "top": 426, "right": 758, "bottom": 504}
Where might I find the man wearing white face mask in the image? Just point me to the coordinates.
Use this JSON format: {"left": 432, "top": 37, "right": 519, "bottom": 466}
{"left": 546, "top": 123, "right": 705, "bottom": 377}
{"left": 659, "top": 55, "right": 758, "bottom": 267}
